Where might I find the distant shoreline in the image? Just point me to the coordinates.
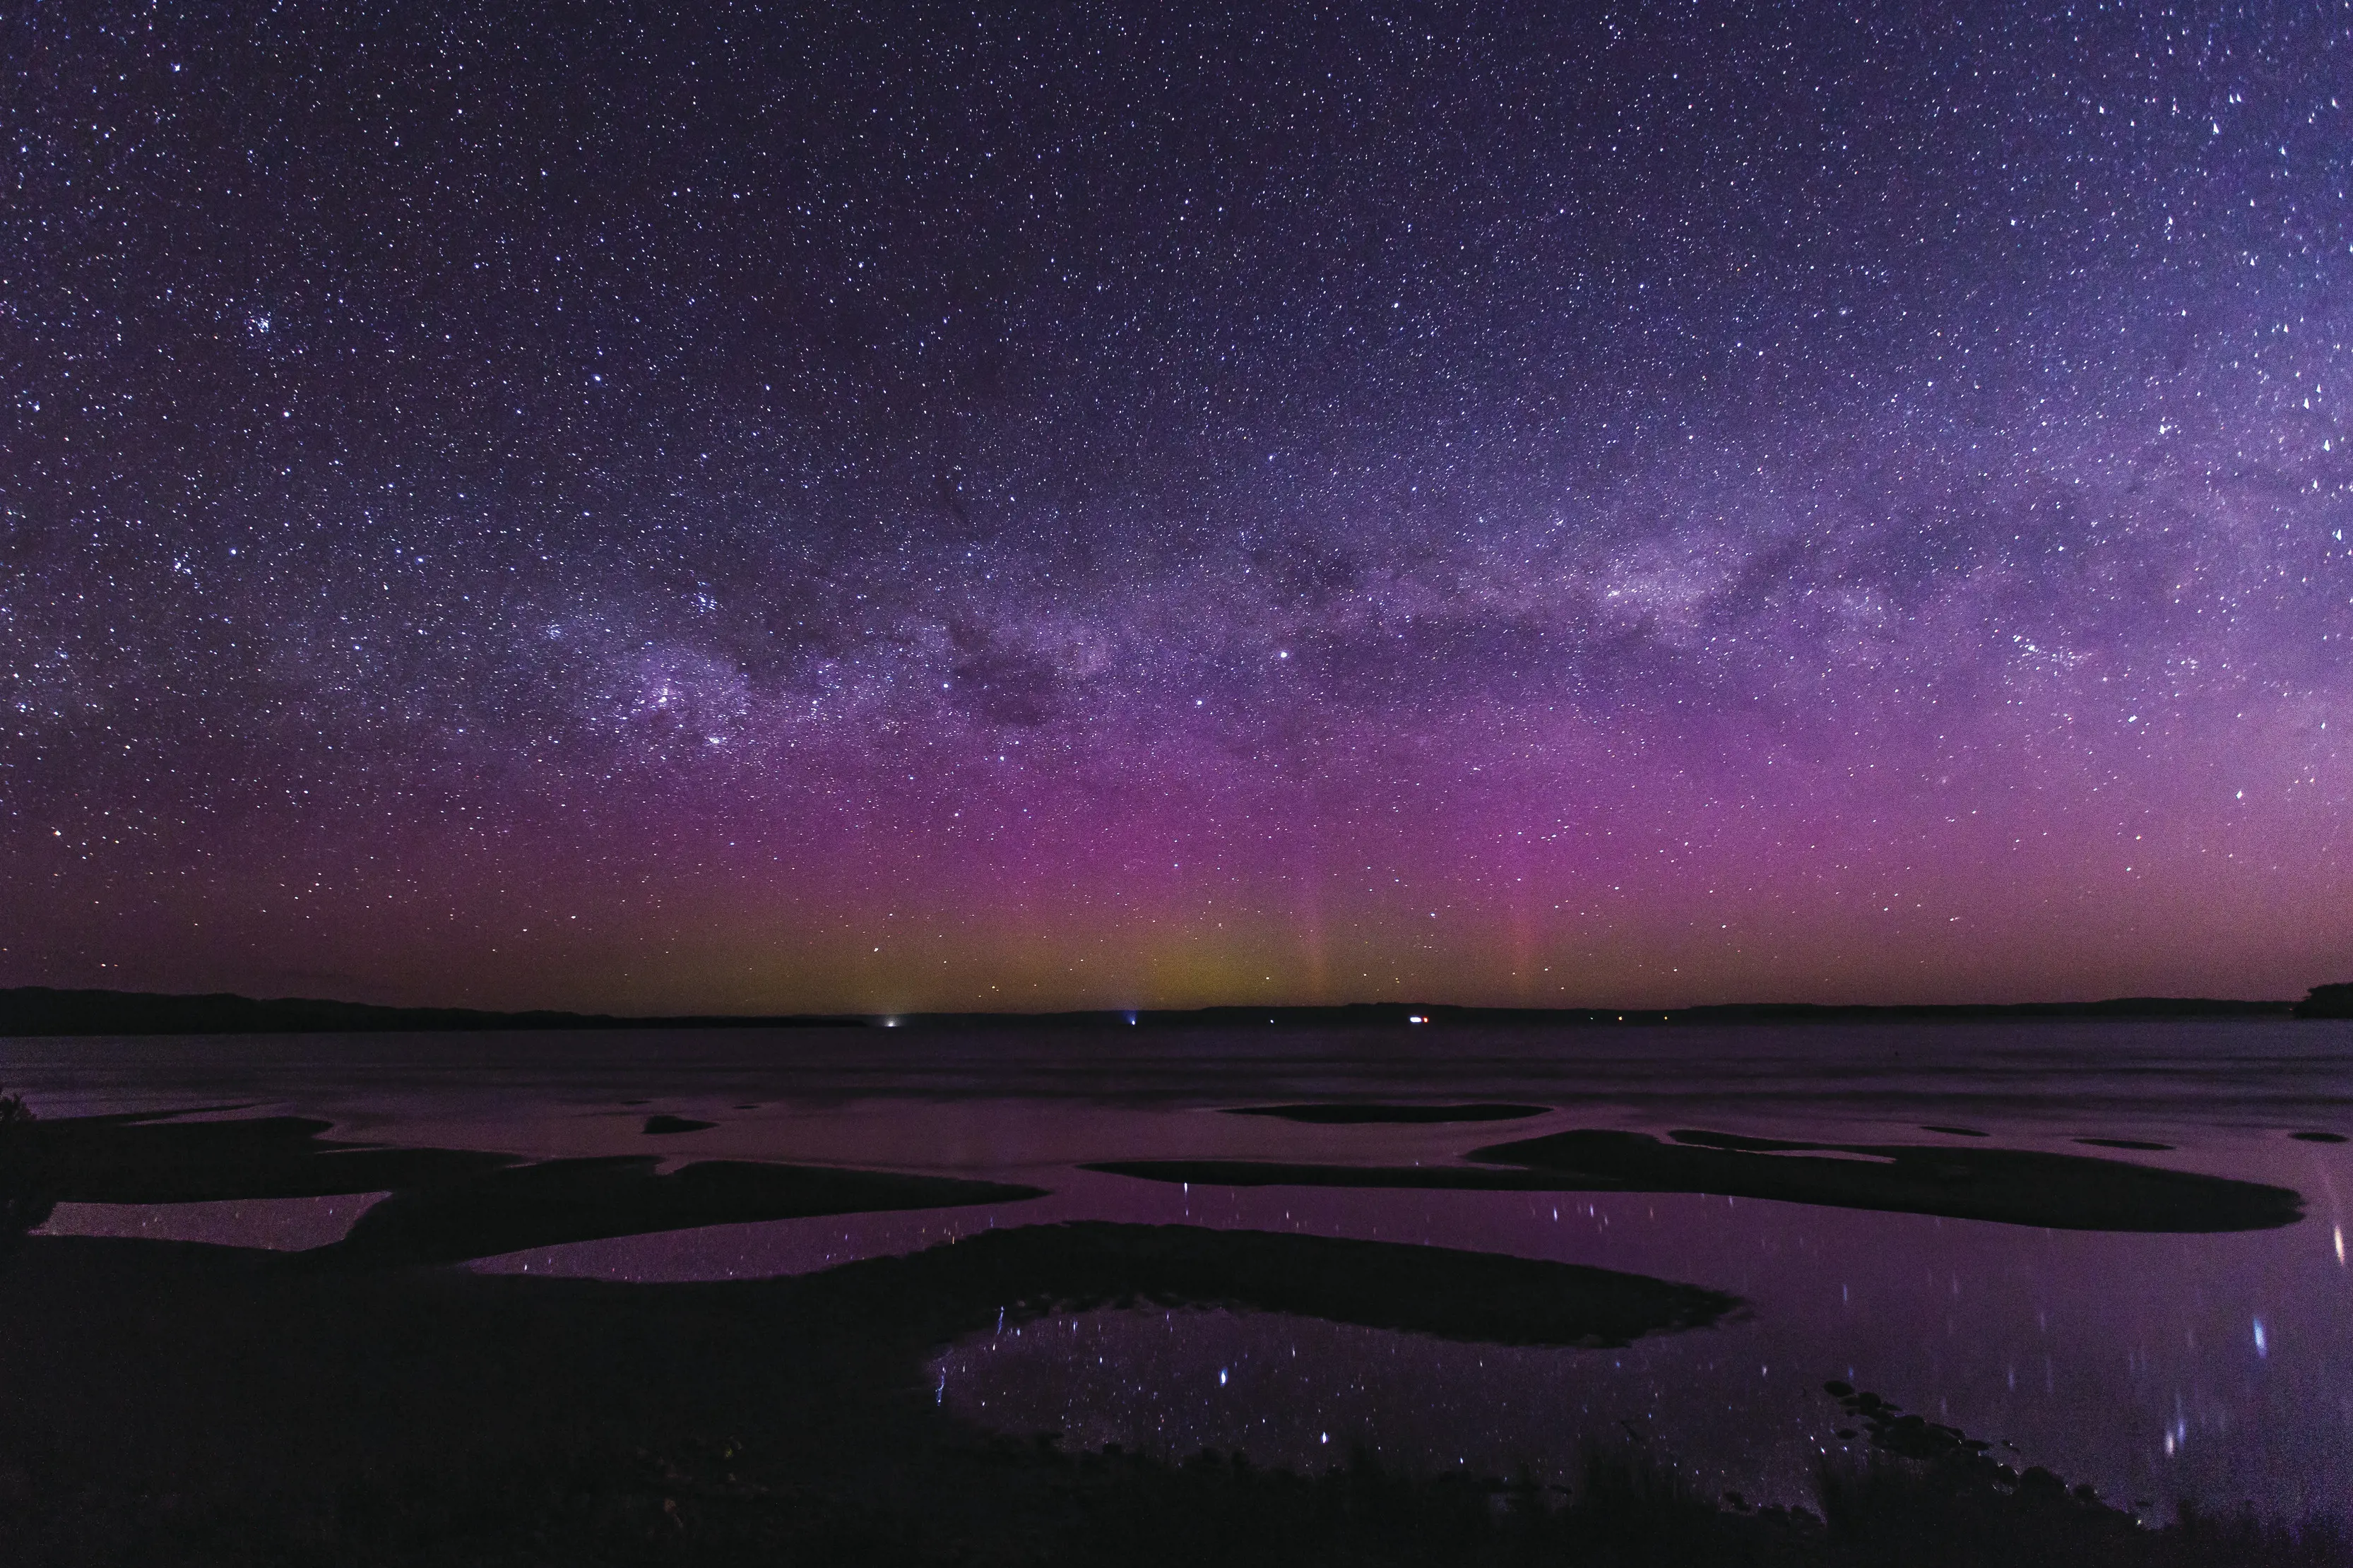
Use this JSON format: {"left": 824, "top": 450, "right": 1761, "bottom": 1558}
{"left": 4, "top": 984, "right": 2345, "bottom": 1036}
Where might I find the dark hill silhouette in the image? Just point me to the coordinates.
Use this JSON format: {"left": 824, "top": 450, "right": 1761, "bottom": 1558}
{"left": 0, "top": 985, "right": 2316, "bottom": 1036}
{"left": 2295, "top": 982, "right": 2353, "bottom": 1018}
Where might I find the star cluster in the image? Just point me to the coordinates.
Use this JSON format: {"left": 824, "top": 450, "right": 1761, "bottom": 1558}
{"left": 5, "top": 1, "right": 2349, "bottom": 1009}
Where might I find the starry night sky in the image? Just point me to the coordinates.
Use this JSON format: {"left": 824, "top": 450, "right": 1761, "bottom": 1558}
{"left": 5, "top": 2, "right": 2350, "bottom": 1012}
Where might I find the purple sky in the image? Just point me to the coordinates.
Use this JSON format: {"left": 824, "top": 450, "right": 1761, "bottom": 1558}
{"left": 5, "top": 3, "right": 2349, "bottom": 1011}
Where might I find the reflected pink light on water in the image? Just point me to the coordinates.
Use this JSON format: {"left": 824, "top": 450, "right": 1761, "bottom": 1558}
{"left": 13, "top": 1022, "right": 2351, "bottom": 1519}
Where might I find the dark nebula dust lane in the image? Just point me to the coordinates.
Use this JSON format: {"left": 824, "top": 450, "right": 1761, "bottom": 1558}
{"left": 4, "top": 3, "right": 2349, "bottom": 1010}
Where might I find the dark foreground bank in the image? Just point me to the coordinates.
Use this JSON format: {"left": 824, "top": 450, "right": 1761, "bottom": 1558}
{"left": 0, "top": 1232, "right": 2347, "bottom": 1568}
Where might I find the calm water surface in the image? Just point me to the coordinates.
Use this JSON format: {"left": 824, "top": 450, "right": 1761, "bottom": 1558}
{"left": 9, "top": 1019, "right": 2351, "bottom": 1518}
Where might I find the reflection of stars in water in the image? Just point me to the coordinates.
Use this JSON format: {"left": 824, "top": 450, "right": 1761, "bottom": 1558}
{"left": 936, "top": 1305, "right": 1820, "bottom": 1499}
{"left": 923, "top": 1172, "right": 2349, "bottom": 1516}
{"left": 21, "top": 1053, "right": 2353, "bottom": 1516}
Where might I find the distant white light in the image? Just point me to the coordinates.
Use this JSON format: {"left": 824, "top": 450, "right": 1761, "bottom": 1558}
{"left": 2253, "top": 1318, "right": 2268, "bottom": 1356}
{"left": 1407, "top": 1014, "right": 1427, "bottom": 1024}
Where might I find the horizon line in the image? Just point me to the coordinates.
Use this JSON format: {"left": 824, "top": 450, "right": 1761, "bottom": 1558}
{"left": 5, "top": 982, "right": 2349, "bottom": 1035}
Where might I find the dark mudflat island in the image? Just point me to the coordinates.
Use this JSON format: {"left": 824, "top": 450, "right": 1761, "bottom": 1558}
{"left": 1090, "top": 1127, "right": 2307, "bottom": 1234}
{"left": 1222, "top": 1103, "right": 1552, "bottom": 1124}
